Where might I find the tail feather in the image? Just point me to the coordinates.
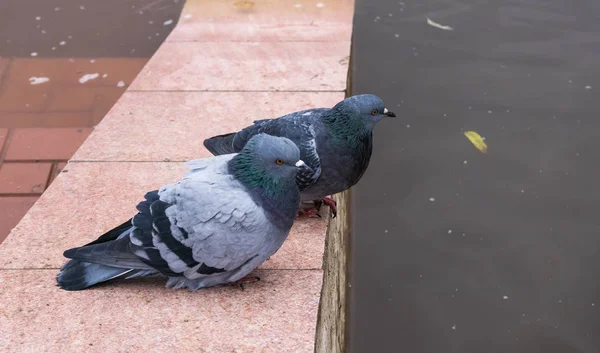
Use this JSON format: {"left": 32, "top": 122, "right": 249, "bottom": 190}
{"left": 56, "top": 259, "right": 135, "bottom": 291}
{"left": 203, "top": 132, "right": 237, "bottom": 155}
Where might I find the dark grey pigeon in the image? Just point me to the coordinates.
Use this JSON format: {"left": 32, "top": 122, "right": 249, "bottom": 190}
{"left": 57, "top": 134, "right": 304, "bottom": 291}
{"left": 203, "top": 94, "right": 395, "bottom": 217}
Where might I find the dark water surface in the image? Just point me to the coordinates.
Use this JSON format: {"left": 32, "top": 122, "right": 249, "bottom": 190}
{"left": 350, "top": 1, "right": 600, "bottom": 352}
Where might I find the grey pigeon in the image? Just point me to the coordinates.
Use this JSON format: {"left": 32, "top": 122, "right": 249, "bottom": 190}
{"left": 57, "top": 134, "right": 304, "bottom": 291}
{"left": 203, "top": 94, "right": 395, "bottom": 217}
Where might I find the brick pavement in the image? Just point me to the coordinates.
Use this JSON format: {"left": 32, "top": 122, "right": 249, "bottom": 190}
{"left": 0, "top": 58, "right": 148, "bottom": 243}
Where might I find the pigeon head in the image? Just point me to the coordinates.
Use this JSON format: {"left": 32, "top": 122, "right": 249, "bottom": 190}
{"left": 343, "top": 94, "right": 395, "bottom": 128}
{"left": 229, "top": 133, "right": 303, "bottom": 196}
{"left": 327, "top": 94, "right": 395, "bottom": 135}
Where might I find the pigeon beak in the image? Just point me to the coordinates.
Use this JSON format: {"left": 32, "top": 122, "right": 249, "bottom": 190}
{"left": 383, "top": 108, "right": 396, "bottom": 118}
{"left": 295, "top": 160, "right": 306, "bottom": 167}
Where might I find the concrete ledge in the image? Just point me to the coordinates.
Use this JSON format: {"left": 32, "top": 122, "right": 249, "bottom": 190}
{"left": 315, "top": 191, "right": 350, "bottom": 353}
{"left": 0, "top": 0, "right": 354, "bottom": 351}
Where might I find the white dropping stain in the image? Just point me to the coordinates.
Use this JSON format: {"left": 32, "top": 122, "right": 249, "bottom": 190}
{"left": 568, "top": 80, "right": 572, "bottom": 83}
{"left": 448, "top": 229, "right": 452, "bottom": 234}
{"left": 463, "top": 160, "right": 468, "bottom": 164}
{"left": 406, "top": 124, "right": 411, "bottom": 128}
{"left": 41, "top": 30, "right": 46, "bottom": 34}
{"left": 429, "top": 197, "right": 436, "bottom": 202}
{"left": 30, "top": 52, "right": 38, "bottom": 57}
{"left": 451, "top": 325, "right": 456, "bottom": 330}
{"left": 503, "top": 295, "right": 509, "bottom": 300}
{"left": 80, "top": 5, "right": 85, "bottom": 10}
{"left": 29, "top": 77, "right": 50, "bottom": 85}
{"left": 79, "top": 73, "right": 99, "bottom": 84}
{"left": 35, "top": 16, "right": 41, "bottom": 20}
{"left": 585, "top": 85, "right": 592, "bottom": 90}
{"left": 68, "top": 35, "right": 72, "bottom": 39}
{"left": 384, "top": 229, "right": 389, "bottom": 233}
{"left": 90, "top": 59, "right": 95, "bottom": 63}
{"left": 389, "top": 13, "right": 393, "bottom": 17}
{"left": 117, "top": 81, "right": 126, "bottom": 87}
{"left": 51, "top": 47, "right": 56, "bottom": 51}
{"left": 294, "top": 3, "right": 303, "bottom": 8}
{"left": 183, "top": 14, "right": 192, "bottom": 19}
{"left": 426, "top": 17, "right": 454, "bottom": 31}
{"left": 102, "top": 74, "right": 108, "bottom": 78}
{"left": 394, "top": 33, "right": 400, "bottom": 38}
{"left": 59, "top": 41, "right": 67, "bottom": 46}
{"left": 301, "top": 112, "right": 312, "bottom": 116}
{"left": 316, "top": 3, "right": 325, "bottom": 8}
{"left": 163, "top": 19, "right": 173, "bottom": 26}
{"left": 488, "top": 110, "right": 492, "bottom": 114}
{"left": 521, "top": 189, "right": 525, "bottom": 193}
{"left": 54, "top": 6, "right": 60, "bottom": 11}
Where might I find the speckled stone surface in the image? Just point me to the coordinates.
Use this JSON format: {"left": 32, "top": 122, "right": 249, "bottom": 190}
{"left": 0, "top": 162, "right": 327, "bottom": 270}
{"left": 0, "top": 269, "right": 323, "bottom": 353}
{"left": 128, "top": 41, "right": 350, "bottom": 92}
{"left": 167, "top": 0, "right": 354, "bottom": 42}
{"left": 0, "top": 0, "right": 353, "bottom": 350}
{"left": 72, "top": 91, "right": 345, "bottom": 161}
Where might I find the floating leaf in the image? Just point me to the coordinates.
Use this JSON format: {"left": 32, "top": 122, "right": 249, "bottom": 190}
{"left": 426, "top": 17, "right": 454, "bottom": 31}
{"left": 463, "top": 131, "right": 488, "bottom": 153}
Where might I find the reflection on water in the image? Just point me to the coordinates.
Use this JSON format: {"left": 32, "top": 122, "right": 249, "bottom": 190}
{"left": 0, "top": 0, "right": 184, "bottom": 243}
{"left": 350, "top": 0, "right": 600, "bottom": 352}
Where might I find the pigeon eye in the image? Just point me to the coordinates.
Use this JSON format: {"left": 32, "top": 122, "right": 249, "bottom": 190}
{"left": 371, "top": 109, "right": 378, "bottom": 116}
{"left": 275, "top": 159, "right": 284, "bottom": 165}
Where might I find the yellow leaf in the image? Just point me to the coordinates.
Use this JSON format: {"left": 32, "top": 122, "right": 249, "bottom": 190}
{"left": 463, "top": 131, "right": 488, "bottom": 153}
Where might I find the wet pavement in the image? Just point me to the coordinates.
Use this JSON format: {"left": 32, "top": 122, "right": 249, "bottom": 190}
{"left": 0, "top": 0, "right": 184, "bottom": 243}
{"left": 349, "top": 0, "right": 600, "bottom": 352}
{"left": 0, "top": 0, "right": 184, "bottom": 57}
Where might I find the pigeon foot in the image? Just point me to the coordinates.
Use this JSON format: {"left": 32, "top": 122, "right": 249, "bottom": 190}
{"left": 317, "top": 197, "right": 337, "bottom": 218}
{"left": 297, "top": 197, "right": 337, "bottom": 218}
{"left": 231, "top": 275, "right": 261, "bottom": 290}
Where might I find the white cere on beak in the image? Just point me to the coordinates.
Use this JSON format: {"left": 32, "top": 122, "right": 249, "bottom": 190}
{"left": 295, "top": 160, "right": 306, "bottom": 167}
{"left": 384, "top": 108, "right": 389, "bottom": 114}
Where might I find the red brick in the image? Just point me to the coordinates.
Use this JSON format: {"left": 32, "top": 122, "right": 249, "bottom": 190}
{"left": 5, "top": 128, "right": 92, "bottom": 161}
{"left": 49, "top": 162, "right": 68, "bottom": 184}
{"left": 0, "top": 58, "right": 147, "bottom": 113}
{"left": 45, "top": 86, "right": 97, "bottom": 111}
{"left": 0, "top": 163, "right": 52, "bottom": 194}
{"left": 0, "top": 59, "right": 55, "bottom": 112}
{"left": 0, "top": 196, "right": 38, "bottom": 244}
{"left": 0, "top": 112, "right": 91, "bottom": 128}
